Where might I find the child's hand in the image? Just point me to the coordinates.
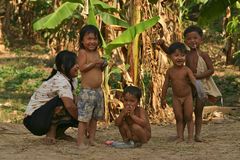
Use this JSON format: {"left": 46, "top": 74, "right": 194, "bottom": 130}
{"left": 95, "top": 59, "right": 104, "bottom": 67}
{"left": 102, "top": 59, "right": 108, "bottom": 68}
{"left": 193, "top": 73, "right": 197, "bottom": 78}
{"left": 122, "top": 107, "right": 130, "bottom": 116}
{"left": 161, "top": 99, "right": 167, "bottom": 109}
{"left": 124, "top": 105, "right": 134, "bottom": 116}
{"left": 156, "top": 39, "right": 165, "bottom": 46}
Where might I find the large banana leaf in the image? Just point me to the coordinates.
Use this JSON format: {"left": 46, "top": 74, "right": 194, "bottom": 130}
{"left": 92, "top": 0, "right": 118, "bottom": 13}
{"left": 87, "top": 0, "right": 97, "bottom": 26}
{"left": 87, "top": 0, "right": 107, "bottom": 48}
{"left": 104, "top": 16, "right": 160, "bottom": 55}
{"left": 62, "top": 0, "right": 84, "bottom": 3}
{"left": 198, "top": 0, "right": 238, "bottom": 26}
{"left": 98, "top": 12, "right": 130, "bottom": 28}
{"left": 33, "top": 2, "right": 83, "bottom": 31}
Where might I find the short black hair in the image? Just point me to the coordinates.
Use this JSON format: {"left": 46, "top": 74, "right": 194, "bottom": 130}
{"left": 183, "top": 25, "right": 203, "bottom": 38}
{"left": 167, "top": 42, "right": 187, "bottom": 55}
{"left": 123, "top": 85, "right": 142, "bottom": 102}
{"left": 79, "top": 24, "right": 102, "bottom": 49}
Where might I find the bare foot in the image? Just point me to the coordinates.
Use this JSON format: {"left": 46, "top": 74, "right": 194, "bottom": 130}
{"left": 194, "top": 136, "right": 204, "bottom": 142}
{"left": 45, "top": 124, "right": 56, "bottom": 144}
{"left": 167, "top": 135, "right": 179, "bottom": 142}
{"left": 89, "top": 141, "right": 100, "bottom": 147}
{"left": 134, "top": 142, "right": 142, "bottom": 148}
{"left": 187, "top": 138, "right": 193, "bottom": 144}
{"left": 176, "top": 138, "right": 184, "bottom": 143}
{"left": 43, "top": 137, "right": 56, "bottom": 145}
{"left": 78, "top": 144, "right": 89, "bottom": 150}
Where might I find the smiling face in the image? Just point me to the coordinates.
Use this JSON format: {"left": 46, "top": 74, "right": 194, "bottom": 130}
{"left": 81, "top": 32, "right": 99, "bottom": 52}
{"left": 123, "top": 93, "right": 139, "bottom": 112}
{"left": 170, "top": 49, "right": 186, "bottom": 67}
{"left": 184, "top": 31, "right": 202, "bottom": 50}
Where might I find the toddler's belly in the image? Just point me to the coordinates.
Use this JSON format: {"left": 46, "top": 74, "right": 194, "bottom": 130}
{"left": 172, "top": 85, "right": 192, "bottom": 98}
{"left": 81, "top": 71, "right": 102, "bottom": 88}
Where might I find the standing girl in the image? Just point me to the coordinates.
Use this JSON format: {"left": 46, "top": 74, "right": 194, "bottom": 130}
{"left": 77, "top": 24, "right": 107, "bottom": 148}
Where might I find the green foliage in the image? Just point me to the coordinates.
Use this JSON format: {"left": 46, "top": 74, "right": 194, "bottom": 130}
{"left": 109, "top": 72, "right": 122, "bottom": 89}
{"left": 213, "top": 74, "right": 240, "bottom": 106}
{"left": 104, "top": 16, "right": 160, "bottom": 55}
{"left": 0, "top": 66, "right": 46, "bottom": 92}
{"left": 107, "top": 64, "right": 130, "bottom": 90}
{"left": 33, "top": 2, "right": 83, "bottom": 31}
{"left": 98, "top": 12, "right": 130, "bottom": 28}
{"left": 62, "top": 0, "right": 84, "bottom": 3}
{"left": 87, "top": 0, "right": 98, "bottom": 26}
{"left": 148, "top": 0, "right": 159, "bottom": 4}
{"left": 92, "top": 0, "right": 118, "bottom": 13}
{"left": 0, "top": 50, "right": 50, "bottom": 123}
{"left": 30, "top": 0, "right": 53, "bottom": 14}
{"left": 142, "top": 71, "right": 152, "bottom": 104}
{"left": 198, "top": 0, "right": 238, "bottom": 26}
{"left": 226, "top": 15, "right": 240, "bottom": 35}
{"left": 233, "top": 50, "right": 240, "bottom": 66}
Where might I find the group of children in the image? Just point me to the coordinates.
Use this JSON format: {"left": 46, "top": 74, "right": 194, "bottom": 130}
{"left": 24, "top": 24, "right": 221, "bottom": 148}
{"left": 160, "top": 25, "right": 221, "bottom": 143}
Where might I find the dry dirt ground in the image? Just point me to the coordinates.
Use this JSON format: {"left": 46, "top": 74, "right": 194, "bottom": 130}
{"left": 0, "top": 107, "right": 240, "bottom": 160}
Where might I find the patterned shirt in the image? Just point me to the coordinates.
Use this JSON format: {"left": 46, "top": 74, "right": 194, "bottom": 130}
{"left": 25, "top": 71, "right": 77, "bottom": 115}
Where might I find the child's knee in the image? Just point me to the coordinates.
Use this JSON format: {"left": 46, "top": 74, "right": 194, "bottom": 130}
{"left": 175, "top": 115, "right": 183, "bottom": 122}
{"left": 184, "top": 115, "right": 193, "bottom": 122}
{"left": 131, "top": 124, "right": 142, "bottom": 131}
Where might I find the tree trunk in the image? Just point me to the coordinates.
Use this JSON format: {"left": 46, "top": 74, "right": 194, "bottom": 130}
{"left": 223, "top": 6, "right": 233, "bottom": 65}
{"left": 128, "top": 0, "right": 141, "bottom": 85}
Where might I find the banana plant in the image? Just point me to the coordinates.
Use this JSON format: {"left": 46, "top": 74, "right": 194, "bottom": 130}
{"left": 33, "top": 0, "right": 159, "bottom": 53}
{"left": 32, "top": 0, "right": 159, "bottom": 123}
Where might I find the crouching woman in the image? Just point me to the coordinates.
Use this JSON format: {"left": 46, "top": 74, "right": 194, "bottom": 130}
{"left": 23, "top": 50, "right": 79, "bottom": 144}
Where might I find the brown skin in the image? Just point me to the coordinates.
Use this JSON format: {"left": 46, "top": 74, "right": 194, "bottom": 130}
{"left": 115, "top": 93, "right": 151, "bottom": 144}
{"left": 159, "top": 30, "right": 215, "bottom": 142}
{"left": 161, "top": 49, "right": 195, "bottom": 142}
{"left": 156, "top": 39, "right": 169, "bottom": 54}
{"left": 77, "top": 32, "right": 107, "bottom": 147}
{"left": 184, "top": 31, "right": 215, "bottom": 142}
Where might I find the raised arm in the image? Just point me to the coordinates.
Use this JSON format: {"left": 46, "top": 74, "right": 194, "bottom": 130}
{"left": 156, "top": 39, "right": 169, "bottom": 54}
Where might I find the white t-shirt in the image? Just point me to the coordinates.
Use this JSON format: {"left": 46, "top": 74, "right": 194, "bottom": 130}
{"left": 25, "top": 71, "right": 77, "bottom": 116}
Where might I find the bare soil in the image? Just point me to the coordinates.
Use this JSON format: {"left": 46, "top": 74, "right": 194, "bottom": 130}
{"left": 0, "top": 106, "right": 240, "bottom": 160}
